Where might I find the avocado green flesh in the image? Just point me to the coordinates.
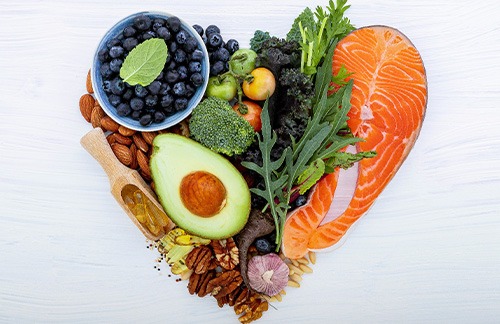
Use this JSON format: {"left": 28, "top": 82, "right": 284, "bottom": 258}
{"left": 150, "top": 134, "right": 251, "bottom": 239}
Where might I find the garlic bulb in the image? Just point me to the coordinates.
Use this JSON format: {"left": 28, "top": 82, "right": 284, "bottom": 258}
{"left": 247, "top": 253, "right": 289, "bottom": 296}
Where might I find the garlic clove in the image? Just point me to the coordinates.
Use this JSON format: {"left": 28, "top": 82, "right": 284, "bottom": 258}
{"left": 247, "top": 253, "right": 289, "bottom": 296}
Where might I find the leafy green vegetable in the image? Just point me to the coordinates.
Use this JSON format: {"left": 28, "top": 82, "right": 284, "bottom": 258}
{"left": 287, "top": 8, "right": 316, "bottom": 43}
{"left": 296, "top": 158, "right": 325, "bottom": 194}
{"left": 120, "top": 38, "right": 168, "bottom": 86}
{"left": 249, "top": 30, "right": 271, "bottom": 52}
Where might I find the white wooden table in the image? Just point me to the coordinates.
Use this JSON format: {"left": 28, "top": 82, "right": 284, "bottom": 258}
{"left": 1, "top": 1, "right": 499, "bottom": 323}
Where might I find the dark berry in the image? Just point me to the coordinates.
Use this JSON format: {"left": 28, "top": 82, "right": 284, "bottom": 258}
{"left": 192, "top": 24, "right": 203, "bottom": 36}
{"left": 135, "top": 85, "right": 148, "bottom": 98}
{"left": 134, "top": 15, "right": 151, "bottom": 31}
{"left": 100, "top": 63, "right": 112, "bottom": 78}
{"left": 175, "top": 30, "right": 188, "bottom": 45}
{"left": 185, "top": 84, "right": 195, "bottom": 98}
{"left": 205, "top": 25, "right": 220, "bottom": 36}
{"left": 116, "top": 103, "right": 131, "bottom": 117}
{"left": 295, "top": 194, "right": 308, "bottom": 208}
{"left": 130, "top": 97, "right": 144, "bottom": 111}
{"left": 168, "top": 41, "right": 178, "bottom": 54}
{"left": 202, "top": 35, "right": 208, "bottom": 46}
{"left": 145, "top": 94, "right": 158, "bottom": 107}
{"left": 123, "top": 26, "right": 136, "bottom": 37}
{"left": 155, "top": 71, "right": 164, "bottom": 81}
{"left": 190, "top": 73, "right": 203, "bottom": 87}
{"left": 109, "top": 58, "right": 123, "bottom": 72}
{"left": 254, "top": 238, "right": 272, "bottom": 254}
{"left": 213, "top": 47, "right": 230, "bottom": 62}
{"left": 188, "top": 61, "right": 202, "bottom": 74}
{"left": 160, "top": 94, "right": 174, "bottom": 108}
{"left": 122, "top": 37, "right": 138, "bottom": 51}
{"left": 165, "top": 70, "right": 179, "bottom": 84}
{"left": 191, "top": 49, "right": 204, "bottom": 62}
{"left": 183, "top": 37, "right": 198, "bottom": 53}
{"left": 167, "top": 60, "right": 177, "bottom": 71}
{"left": 154, "top": 111, "right": 166, "bottom": 123}
{"left": 156, "top": 27, "right": 171, "bottom": 41}
{"left": 147, "top": 80, "right": 162, "bottom": 95}
{"left": 102, "top": 80, "right": 112, "bottom": 93}
{"left": 159, "top": 83, "right": 170, "bottom": 95}
{"left": 177, "top": 66, "right": 188, "bottom": 80}
{"left": 110, "top": 78, "right": 125, "bottom": 95}
{"left": 174, "top": 49, "right": 187, "bottom": 64}
{"left": 122, "top": 89, "right": 133, "bottom": 100}
{"left": 139, "top": 113, "right": 152, "bottom": 126}
{"left": 166, "top": 16, "right": 181, "bottom": 33}
{"left": 107, "top": 38, "right": 121, "bottom": 49}
{"left": 142, "top": 30, "right": 156, "bottom": 40}
{"left": 131, "top": 110, "right": 141, "bottom": 120}
{"left": 98, "top": 48, "right": 109, "bottom": 62}
{"left": 210, "top": 61, "right": 224, "bottom": 76}
{"left": 109, "top": 46, "right": 124, "bottom": 58}
{"left": 208, "top": 33, "right": 222, "bottom": 48}
{"left": 225, "top": 39, "right": 239, "bottom": 54}
{"left": 152, "top": 18, "right": 165, "bottom": 31}
{"left": 108, "top": 94, "right": 121, "bottom": 107}
{"left": 174, "top": 98, "right": 188, "bottom": 111}
{"left": 172, "top": 82, "right": 186, "bottom": 97}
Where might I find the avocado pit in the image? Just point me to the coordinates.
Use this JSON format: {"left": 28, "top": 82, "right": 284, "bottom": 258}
{"left": 179, "top": 171, "right": 227, "bottom": 217}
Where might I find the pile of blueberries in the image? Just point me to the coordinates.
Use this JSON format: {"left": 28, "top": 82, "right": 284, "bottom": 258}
{"left": 97, "top": 14, "right": 239, "bottom": 127}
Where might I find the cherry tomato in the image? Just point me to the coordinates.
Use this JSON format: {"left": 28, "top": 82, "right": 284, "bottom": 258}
{"left": 233, "top": 101, "right": 262, "bottom": 132}
{"left": 242, "top": 67, "right": 276, "bottom": 101}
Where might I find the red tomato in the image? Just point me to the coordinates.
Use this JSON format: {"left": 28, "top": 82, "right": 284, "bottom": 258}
{"left": 233, "top": 101, "right": 262, "bottom": 132}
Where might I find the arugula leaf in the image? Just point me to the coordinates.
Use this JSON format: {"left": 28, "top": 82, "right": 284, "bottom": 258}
{"left": 325, "top": 151, "right": 377, "bottom": 171}
{"left": 120, "top": 38, "right": 168, "bottom": 86}
{"left": 296, "top": 159, "right": 325, "bottom": 194}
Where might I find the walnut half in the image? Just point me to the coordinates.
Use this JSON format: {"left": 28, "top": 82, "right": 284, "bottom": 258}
{"left": 211, "top": 238, "right": 239, "bottom": 270}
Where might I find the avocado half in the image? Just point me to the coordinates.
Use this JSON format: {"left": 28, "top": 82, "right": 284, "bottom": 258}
{"left": 150, "top": 134, "right": 251, "bottom": 239}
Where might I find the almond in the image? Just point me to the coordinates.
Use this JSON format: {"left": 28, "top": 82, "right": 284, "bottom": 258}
{"left": 139, "top": 169, "right": 152, "bottom": 182}
{"left": 141, "top": 131, "right": 158, "bottom": 145}
{"left": 118, "top": 126, "right": 136, "bottom": 137}
{"left": 129, "top": 144, "right": 139, "bottom": 170}
{"left": 79, "top": 94, "right": 94, "bottom": 122}
{"left": 100, "top": 116, "right": 120, "bottom": 132}
{"left": 91, "top": 105, "right": 105, "bottom": 128}
{"left": 86, "top": 69, "right": 93, "bottom": 94}
{"left": 132, "top": 133, "right": 149, "bottom": 153}
{"left": 137, "top": 150, "right": 151, "bottom": 178}
{"left": 113, "top": 133, "right": 133, "bottom": 146}
{"left": 111, "top": 143, "right": 132, "bottom": 166}
{"left": 106, "top": 133, "right": 117, "bottom": 145}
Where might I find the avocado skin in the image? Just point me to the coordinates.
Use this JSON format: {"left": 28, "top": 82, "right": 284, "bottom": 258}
{"left": 150, "top": 134, "right": 251, "bottom": 239}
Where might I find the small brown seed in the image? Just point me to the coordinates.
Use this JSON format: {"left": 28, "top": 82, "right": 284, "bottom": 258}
{"left": 86, "top": 69, "right": 93, "bottom": 94}
{"left": 118, "top": 125, "right": 136, "bottom": 137}
{"left": 90, "top": 106, "right": 105, "bottom": 128}
{"left": 111, "top": 143, "right": 132, "bottom": 166}
{"left": 133, "top": 133, "right": 149, "bottom": 153}
{"left": 79, "top": 94, "right": 94, "bottom": 122}
{"left": 100, "top": 116, "right": 120, "bottom": 132}
{"left": 137, "top": 150, "right": 151, "bottom": 177}
{"left": 141, "top": 131, "right": 157, "bottom": 145}
{"left": 113, "top": 133, "right": 133, "bottom": 146}
{"left": 129, "top": 144, "right": 138, "bottom": 170}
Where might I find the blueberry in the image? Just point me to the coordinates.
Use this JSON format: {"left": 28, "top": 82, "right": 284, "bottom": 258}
{"left": 123, "top": 26, "right": 136, "bottom": 37}
{"left": 159, "top": 83, "right": 171, "bottom": 95}
{"left": 116, "top": 103, "right": 131, "bottom": 117}
{"left": 185, "top": 84, "right": 195, "bottom": 98}
{"left": 130, "top": 97, "right": 144, "bottom": 111}
{"left": 122, "top": 37, "right": 138, "bottom": 51}
{"left": 210, "top": 61, "right": 224, "bottom": 76}
{"left": 207, "top": 33, "right": 223, "bottom": 48}
{"left": 172, "top": 82, "right": 186, "bottom": 97}
{"left": 109, "top": 46, "right": 124, "bottom": 58}
{"left": 192, "top": 24, "right": 204, "bottom": 36}
{"left": 147, "top": 80, "right": 162, "bottom": 95}
{"left": 98, "top": 48, "right": 109, "bottom": 62}
{"left": 154, "top": 111, "right": 166, "bottom": 123}
{"left": 157, "top": 27, "right": 171, "bottom": 41}
{"left": 165, "top": 70, "right": 180, "bottom": 84}
{"left": 202, "top": 35, "right": 208, "bottom": 46}
{"left": 134, "top": 15, "right": 151, "bottom": 31}
{"left": 191, "top": 49, "right": 204, "bottom": 62}
{"left": 295, "top": 195, "right": 308, "bottom": 208}
{"left": 122, "top": 89, "right": 133, "bottom": 100}
{"left": 139, "top": 113, "right": 152, "bottom": 126}
{"left": 102, "top": 80, "right": 112, "bottom": 93}
{"left": 145, "top": 94, "right": 158, "bottom": 107}
{"left": 108, "top": 94, "right": 121, "bottom": 107}
{"left": 175, "top": 30, "right": 187, "bottom": 45}
{"left": 109, "top": 58, "right": 123, "bottom": 73}
{"left": 190, "top": 73, "right": 203, "bottom": 87}
{"left": 188, "top": 61, "right": 202, "bottom": 74}
{"left": 174, "top": 98, "right": 188, "bottom": 111}
{"left": 130, "top": 110, "right": 141, "bottom": 120}
{"left": 168, "top": 41, "right": 178, "bottom": 54}
{"left": 155, "top": 71, "right": 164, "bottom": 81}
{"left": 142, "top": 30, "right": 156, "bottom": 40}
{"left": 135, "top": 85, "right": 148, "bottom": 98}
{"left": 177, "top": 66, "right": 188, "bottom": 80}
{"left": 167, "top": 60, "right": 177, "bottom": 71}
{"left": 107, "top": 38, "right": 121, "bottom": 49}
{"left": 152, "top": 18, "right": 165, "bottom": 31}
{"left": 160, "top": 94, "right": 174, "bottom": 108}
{"left": 166, "top": 16, "right": 181, "bottom": 33}
{"left": 174, "top": 49, "right": 187, "bottom": 64}
{"left": 254, "top": 238, "right": 272, "bottom": 254}
{"left": 110, "top": 78, "right": 125, "bottom": 95}
{"left": 225, "top": 39, "right": 239, "bottom": 54}
{"left": 205, "top": 25, "right": 220, "bottom": 36}
{"left": 213, "top": 47, "right": 230, "bottom": 62}
{"left": 100, "top": 63, "right": 113, "bottom": 78}
{"left": 183, "top": 37, "right": 198, "bottom": 53}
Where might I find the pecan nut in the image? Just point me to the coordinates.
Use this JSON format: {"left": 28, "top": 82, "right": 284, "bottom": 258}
{"left": 207, "top": 270, "right": 243, "bottom": 298}
{"left": 185, "top": 246, "right": 213, "bottom": 274}
{"left": 211, "top": 238, "right": 239, "bottom": 270}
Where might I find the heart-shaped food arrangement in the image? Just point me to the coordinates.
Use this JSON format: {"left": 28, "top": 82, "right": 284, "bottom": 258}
{"left": 79, "top": 1, "right": 427, "bottom": 322}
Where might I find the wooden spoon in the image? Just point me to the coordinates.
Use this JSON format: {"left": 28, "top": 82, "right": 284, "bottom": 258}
{"left": 80, "top": 127, "right": 174, "bottom": 241}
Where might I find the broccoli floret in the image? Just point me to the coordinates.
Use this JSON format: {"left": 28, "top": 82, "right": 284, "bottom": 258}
{"left": 249, "top": 30, "right": 271, "bottom": 52}
{"left": 189, "top": 97, "right": 255, "bottom": 156}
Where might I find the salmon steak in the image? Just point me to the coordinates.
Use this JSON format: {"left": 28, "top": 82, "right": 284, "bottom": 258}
{"left": 282, "top": 26, "right": 427, "bottom": 259}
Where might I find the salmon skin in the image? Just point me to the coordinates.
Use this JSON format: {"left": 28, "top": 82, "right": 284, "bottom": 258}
{"left": 282, "top": 26, "right": 427, "bottom": 258}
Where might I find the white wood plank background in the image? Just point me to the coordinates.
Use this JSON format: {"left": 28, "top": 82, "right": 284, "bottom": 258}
{"left": 1, "top": 0, "right": 499, "bottom": 323}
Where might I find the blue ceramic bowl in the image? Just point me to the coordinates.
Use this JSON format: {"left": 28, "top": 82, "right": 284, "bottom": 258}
{"left": 91, "top": 11, "right": 209, "bottom": 132}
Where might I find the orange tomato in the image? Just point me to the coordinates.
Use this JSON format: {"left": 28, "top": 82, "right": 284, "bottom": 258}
{"left": 233, "top": 101, "right": 262, "bottom": 132}
{"left": 242, "top": 67, "right": 276, "bottom": 101}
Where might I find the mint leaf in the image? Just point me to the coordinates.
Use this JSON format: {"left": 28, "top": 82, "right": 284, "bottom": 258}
{"left": 120, "top": 38, "right": 168, "bottom": 86}
{"left": 296, "top": 158, "right": 325, "bottom": 194}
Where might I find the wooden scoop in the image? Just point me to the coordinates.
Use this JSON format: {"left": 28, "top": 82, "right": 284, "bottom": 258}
{"left": 80, "top": 127, "right": 175, "bottom": 241}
